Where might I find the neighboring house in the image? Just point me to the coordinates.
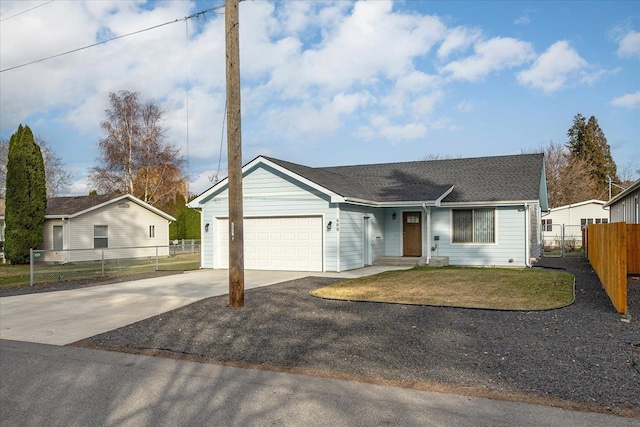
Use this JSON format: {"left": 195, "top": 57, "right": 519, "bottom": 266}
{"left": 540, "top": 200, "right": 608, "bottom": 250}
{"left": 0, "top": 194, "right": 175, "bottom": 263}
{"left": 605, "top": 179, "right": 640, "bottom": 224}
{"left": 188, "top": 154, "right": 548, "bottom": 272}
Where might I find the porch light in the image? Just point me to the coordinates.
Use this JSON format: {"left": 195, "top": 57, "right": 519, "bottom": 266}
{"left": 205, "top": 223, "right": 210, "bottom": 232}
{"left": 392, "top": 213, "right": 396, "bottom": 220}
{"left": 327, "top": 221, "right": 332, "bottom": 231}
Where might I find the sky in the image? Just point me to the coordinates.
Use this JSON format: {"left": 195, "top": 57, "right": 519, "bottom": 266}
{"left": 1, "top": 0, "right": 639, "bottom": 197}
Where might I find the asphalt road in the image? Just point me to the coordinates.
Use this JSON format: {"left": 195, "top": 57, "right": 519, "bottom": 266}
{"left": 1, "top": 340, "right": 637, "bottom": 427}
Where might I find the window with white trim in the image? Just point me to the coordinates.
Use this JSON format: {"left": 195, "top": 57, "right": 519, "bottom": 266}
{"left": 452, "top": 209, "right": 495, "bottom": 243}
{"left": 541, "top": 219, "right": 553, "bottom": 231}
{"left": 149, "top": 225, "right": 155, "bottom": 238}
{"left": 94, "top": 225, "right": 108, "bottom": 249}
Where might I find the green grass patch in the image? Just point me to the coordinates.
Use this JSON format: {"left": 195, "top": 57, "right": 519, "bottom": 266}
{"left": 311, "top": 266, "right": 575, "bottom": 311}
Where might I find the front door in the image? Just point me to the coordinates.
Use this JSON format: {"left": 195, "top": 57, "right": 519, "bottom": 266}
{"left": 403, "top": 212, "right": 422, "bottom": 257}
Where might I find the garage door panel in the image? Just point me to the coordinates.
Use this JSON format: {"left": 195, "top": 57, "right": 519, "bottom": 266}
{"left": 217, "top": 216, "right": 322, "bottom": 271}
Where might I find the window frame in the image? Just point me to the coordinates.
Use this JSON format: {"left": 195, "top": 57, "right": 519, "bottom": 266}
{"left": 149, "top": 225, "right": 155, "bottom": 238}
{"left": 94, "top": 225, "right": 108, "bottom": 249}
{"left": 53, "top": 225, "right": 63, "bottom": 251}
{"left": 451, "top": 208, "right": 496, "bottom": 244}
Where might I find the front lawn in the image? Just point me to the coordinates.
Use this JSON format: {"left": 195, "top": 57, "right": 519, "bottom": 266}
{"left": 311, "top": 266, "right": 574, "bottom": 310}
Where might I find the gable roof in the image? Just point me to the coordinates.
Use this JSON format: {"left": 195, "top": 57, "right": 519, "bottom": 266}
{"left": 604, "top": 179, "right": 640, "bottom": 207}
{"left": 0, "top": 194, "right": 176, "bottom": 221}
{"left": 191, "top": 153, "right": 546, "bottom": 207}
{"left": 45, "top": 194, "right": 175, "bottom": 220}
{"left": 548, "top": 199, "right": 607, "bottom": 212}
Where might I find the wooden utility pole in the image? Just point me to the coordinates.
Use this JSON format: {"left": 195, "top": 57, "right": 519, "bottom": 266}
{"left": 225, "top": 0, "right": 244, "bottom": 307}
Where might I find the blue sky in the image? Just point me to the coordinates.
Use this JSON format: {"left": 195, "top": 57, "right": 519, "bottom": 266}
{"left": 1, "top": 0, "right": 638, "bottom": 196}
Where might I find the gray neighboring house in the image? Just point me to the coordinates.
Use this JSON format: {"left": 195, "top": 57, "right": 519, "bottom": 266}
{"left": 605, "top": 179, "right": 640, "bottom": 224}
{"left": 0, "top": 194, "right": 175, "bottom": 263}
{"left": 189, "top": 153, "right": 548, "bottom": 272}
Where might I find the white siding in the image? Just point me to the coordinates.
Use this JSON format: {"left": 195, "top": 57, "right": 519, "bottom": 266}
{"left": 431, "top": 206, "right": 528, "bottom": 267}
{"left": 57, "top": 201, "right": 171, "bottom": 262}
{"left": 543, "top": 201, "right": 608, "bottom": 226}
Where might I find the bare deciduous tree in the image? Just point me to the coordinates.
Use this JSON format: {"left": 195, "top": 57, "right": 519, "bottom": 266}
{"left": 89, "top": 90, "right": 186, "bottom": 210}
{"left": 524, "top": 142, "right": 603, "bottom": 208}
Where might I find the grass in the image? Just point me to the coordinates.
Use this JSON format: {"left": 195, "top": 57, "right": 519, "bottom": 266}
{"left": 311, "top": 266, "right": 575, "bottom": 311}
{"left": 0, "top": 253, "right": 200, "bottom": 289}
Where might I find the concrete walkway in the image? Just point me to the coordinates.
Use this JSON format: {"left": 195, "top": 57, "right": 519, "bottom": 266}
{"left": 1, "top": 340, "right": 636, "bottom": 427}
{"left": 0, "top": 267, "right": 403, "bottom": 345}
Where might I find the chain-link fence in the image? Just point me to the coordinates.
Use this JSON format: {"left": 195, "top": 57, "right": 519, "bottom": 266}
{"left": 29, "top": 242, "right": 200, "bottom": 286}
{"left": 542, "top": 224, "right": 586, "bottom": 258}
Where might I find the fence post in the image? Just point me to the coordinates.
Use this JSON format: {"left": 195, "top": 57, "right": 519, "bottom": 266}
{"left": 101, "top": 248, "right": 105, "bottom": 277}
{"left": 155, "top": 246, "right": 159, "bottom": 271}
{"left": 30, "top": 248, "right": 34, "bottom": 286}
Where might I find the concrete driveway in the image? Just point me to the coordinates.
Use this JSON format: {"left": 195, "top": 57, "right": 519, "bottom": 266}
{"left": 0, "top": 267, "right": 402, "bottom": 346}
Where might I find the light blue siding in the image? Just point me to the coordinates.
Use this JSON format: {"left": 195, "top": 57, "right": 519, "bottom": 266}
{"left": 338, "top": 206, "right": 385, "bottom": 271}
{"left": 431, "top": 206, "right": 528, "bottom": 267}
{"left": 200, "top": 164, "right": 339, "bottom": 270}
{"left": 197, "top": 162, "right": 535, "bottom": 270}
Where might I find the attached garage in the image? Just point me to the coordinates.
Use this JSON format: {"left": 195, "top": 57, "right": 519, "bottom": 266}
{"left": 217, "top": 216, "right": 323, "bottom": 272}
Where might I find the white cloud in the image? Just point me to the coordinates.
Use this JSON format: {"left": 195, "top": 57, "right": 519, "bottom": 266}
{"left": 610, "top": 91, "right": 640, "bottom": 109}
{"left": 357, "top": 115, "right": 427, "bottom": 143}
{"left": 440, "top": 37, "right": 535, "bottom": 81}
{"left": 517, "top": 41, "right": 588, "bottom": 94}
{"left": 616, "top": 29, "right": 640, "bottom": 58}
{"left": 437, "top": 26, "right": 481, "bottom": 59}
{"left": 268, "top": 1, "right": 446, "bottom": 95}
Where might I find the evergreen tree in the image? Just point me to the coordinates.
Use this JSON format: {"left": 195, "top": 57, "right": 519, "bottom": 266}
{"left": 168, "top": 194, "right": 201, "bottom": 241}
{"left": 4, "top": 125, "right": 47, "bottom": 264}
{"left": 566, "top": 114, "right": 618, "bottom": 197}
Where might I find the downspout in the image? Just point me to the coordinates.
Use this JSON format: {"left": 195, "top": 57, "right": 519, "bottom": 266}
{"left": 336, "top": 207, "right": 341, "bottom": 273}
{"left": 422, "top": 203, "right": 431, "bottom": 265}
{"left": 65, "top": 218, "right": 71, "bottom": 263}
{"left": 524, "top": 203, "right": 531, "bottom": 267}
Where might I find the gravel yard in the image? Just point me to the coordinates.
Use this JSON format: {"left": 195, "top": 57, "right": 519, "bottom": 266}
{"left": 73, "top": 257, "right": 639, "bottom": 418}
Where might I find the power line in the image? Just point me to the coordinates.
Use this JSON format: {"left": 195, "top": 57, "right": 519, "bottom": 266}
{"left": 0, "top": 3, "right": 226, "bottom": 73}
{"left": 0, "top": 0, "right": 55, "bottom": 22}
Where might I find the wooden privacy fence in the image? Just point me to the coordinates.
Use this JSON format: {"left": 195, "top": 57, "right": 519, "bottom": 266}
{"left": 585, "top": 223, "right": 640, "bottom": 315}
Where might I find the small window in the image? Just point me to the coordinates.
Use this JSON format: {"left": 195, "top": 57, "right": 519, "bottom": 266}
{"left": 149, "top": 225, "right": 155, "bottom": 238}
{"left": 595, "top": 218, "right": 601, "bottom": 224}
{"left": 405, "top": 213, "right": 420, "bottom": 224}
{"left": 587, "top": 218, "right": 594, "bottom": 225}
{"left": 452, "top": 209, "right": 495, "bottom": 243}
{"left": 602, "top": 218, "right": 608, "bottom": 224}
{"left": 541, "top": 219, "right": 553, "bottom": 232}
{"left": 94, "top": 225, "right": 108, "bottom": 249}
{"left": 53, "top": 226, "right": 63, "bottom": 251}
{"left": 581, "top": 219, "right": 587, "bottom": 226}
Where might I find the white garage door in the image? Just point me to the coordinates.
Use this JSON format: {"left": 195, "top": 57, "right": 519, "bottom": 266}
{"left": 217, "top": 216, "right": 323, "bottom": 271}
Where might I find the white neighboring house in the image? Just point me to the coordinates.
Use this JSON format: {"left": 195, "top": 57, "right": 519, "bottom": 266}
{"left": 0, "top": 194, "right": 175, "bottom": 263}
{"left": 540, "top": 200, "right": 608, "bottom": 250}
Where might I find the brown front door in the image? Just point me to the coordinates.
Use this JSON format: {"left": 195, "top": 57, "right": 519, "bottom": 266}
{"left": 403, "top": 212, "right": 422, "bottom": 257}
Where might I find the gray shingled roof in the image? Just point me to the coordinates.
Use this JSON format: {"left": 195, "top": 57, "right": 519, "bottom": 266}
{"left": 263, "top": 153, "right": 544, "bottom": 203}
{"left": 44, "top": 194, "right": 124, "bottom": 216}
